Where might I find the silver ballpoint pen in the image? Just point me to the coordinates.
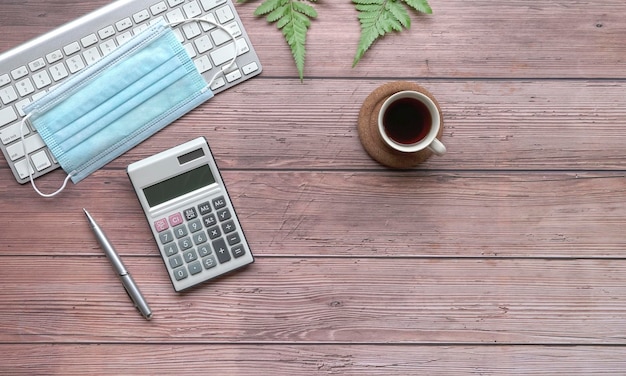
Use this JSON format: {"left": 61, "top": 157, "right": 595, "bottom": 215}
{"left": 83, "top": 208, "right": 152, "bottom": 320}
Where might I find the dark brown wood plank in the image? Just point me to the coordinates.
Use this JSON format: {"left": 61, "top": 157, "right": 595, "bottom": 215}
{"left": 1, "top": 257, "right": 625, "bottom": 344}
{"left": 3, "top": 171, "right": 625, "bottom": 258}
{"left": 2, "top": 344, "right": 626, "bottom": 375}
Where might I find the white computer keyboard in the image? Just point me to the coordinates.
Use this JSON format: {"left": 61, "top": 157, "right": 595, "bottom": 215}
{"left": 0, "top": 0, "right": 262, "bottom": 184}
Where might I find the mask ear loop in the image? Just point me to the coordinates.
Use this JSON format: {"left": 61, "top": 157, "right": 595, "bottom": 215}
{"left": 20, "top": 19, "right": 232, "bottom": 198}
{"left": 169, "top": 18, "right": 238, "bottom": 90}
{"left": 20, "top": 114, "right": 73, "bottom": 198}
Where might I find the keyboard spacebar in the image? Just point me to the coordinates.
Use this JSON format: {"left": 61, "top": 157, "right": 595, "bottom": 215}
{"left": 210, "top": 39, "right": 248, "bottom": 66}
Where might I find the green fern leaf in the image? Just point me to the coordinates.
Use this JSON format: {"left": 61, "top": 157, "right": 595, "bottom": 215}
{"left": 353, "top": 0, "right": 432, "bottom": 67}
{"left": 251, "top": 0, "right": 317, "bottom": 81}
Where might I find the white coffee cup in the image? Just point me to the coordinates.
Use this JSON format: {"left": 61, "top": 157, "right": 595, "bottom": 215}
{"left": 377, "top": 90, "right": 446, "bottom": 155}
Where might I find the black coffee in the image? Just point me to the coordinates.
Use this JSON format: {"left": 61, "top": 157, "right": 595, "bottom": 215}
{"left": 382, "top": 97, "right": 432, "bottom": 145}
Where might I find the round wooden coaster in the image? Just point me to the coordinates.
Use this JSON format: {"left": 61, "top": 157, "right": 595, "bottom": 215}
{"left": 357, "top": 81, "right": 444, "bottom": 169}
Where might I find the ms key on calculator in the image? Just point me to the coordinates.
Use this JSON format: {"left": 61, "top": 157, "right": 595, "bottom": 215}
{"left": 127, "top": 137, "right": 254, "bottom": 291}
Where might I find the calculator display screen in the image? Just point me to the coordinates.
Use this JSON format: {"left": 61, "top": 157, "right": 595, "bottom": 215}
{"left": 143, "top": 165, "right": 216, "bottom": 207}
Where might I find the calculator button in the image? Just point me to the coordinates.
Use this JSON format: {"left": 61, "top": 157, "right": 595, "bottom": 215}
{"left": 217, "top": 208, "right": 231, "bottom": 222}
{"left": 184, "top": 207, "right": 197, "bottom": 220}
{"left": 169, "top": 212, "right": 184, "bottom": 226}
{"left": 188, "top": 219, "right": 203, "bottom": 233}
{"left": 202, "top": 214, "right": 217, "bottom": 228}
{"left": 179, "top": 236, "right": 193, "bottom": 250}
{"left": 164, "top": 242, "right": 179, "bottom": 256}
{"left": 213, "top": 238, "right": 231, "bottom": 263}
{"left": 159, "top": 230, "right": 174, "bottom": 244}
{"left": 189, "top": 261, "right": 203, "bottom": 275}
{"left": 169, "top": 254, "right": 184, "bottom": 268}
{"left": 193, "top": 232, "right": 208, "bottom": 245}
{"left": 173, "top": 266, "right": 188, "bottom": 281}
{"left": 213, "top": 196, "right": 226, "bottom": 210}
{"left": 173, "top": 224, "right": 188, "bottom": 239}
{"left": 198, "top": 244, "right": 212, "bottom": 257}
{"left": 184, "top": 249, "right": 198, "bottom": 263}
{"left": 226, "top": 232, "right": 241, "bottom": 246}
{"left": 154, "top": 218, "right": 169, "bottom": 232}
{"left": 221, "top": 220, "right": 236, "bottom": 234}
{"left": 202, "top": 255, "right": 217, "bottom": 270}
{"left": 207, "top": 225, "right": 221, "bottom": 240}
{"left": 232, "top": 244, "right": 246, "bottom": 258}
{"left": 198, "top": 201, "right": 212, "bottom": 215}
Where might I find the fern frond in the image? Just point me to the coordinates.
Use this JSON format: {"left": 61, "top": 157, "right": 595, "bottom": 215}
{"left": 253, "top": 0, "right": 318, "bottom": 81}
{"left": 352, "top": 0, "right": 432, "bottom": 67}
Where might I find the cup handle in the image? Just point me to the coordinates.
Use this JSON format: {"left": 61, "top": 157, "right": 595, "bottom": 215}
{"left": 428, "top": 138, "right": 446, "bottom": 156}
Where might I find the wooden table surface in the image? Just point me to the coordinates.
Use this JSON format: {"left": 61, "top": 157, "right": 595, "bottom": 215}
{"left": 2, "top": 0, "right": 626, "bottom": 374}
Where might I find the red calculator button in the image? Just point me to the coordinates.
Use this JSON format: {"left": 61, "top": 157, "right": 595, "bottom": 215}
{"left": 169, "top": 212, "right": 184, "bottom": 226}
{"left": 154, "top": 218, "right": 169, "bottom": 232}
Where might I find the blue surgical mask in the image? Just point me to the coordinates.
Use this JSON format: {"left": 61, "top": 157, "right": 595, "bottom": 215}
{"left": 22, "top": 19, "right": 234, "bottom": 197}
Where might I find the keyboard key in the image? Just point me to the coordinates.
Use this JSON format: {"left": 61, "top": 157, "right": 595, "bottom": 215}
{"left": 63, "top": 41, "right": 81, "bottom": 56}
{"left": 194, "top": 55, "right": 212, "bottom": 73}
{"left": 183, "top": 1, "right": 202, "bottom": 18}
{"left": 0, "top": 74, "right": 10, "bottom": 87}
{"left": 14, "top": 158, "right": 33, "bottom": 180}
{"left": 211, "top": 28, "right": 232, "bottom": 46}
{"left": 31, "top": 149, "right": 51, "bottom": 171}
{"left": 11, "top": 66, "right": 28, "bottom": 80}
{"left": 166, "top": 8, "right": 185, "bottom": 24}
{"left": 216, "top": 5, "right": 234, "bottom": 24}
{"left": 0, "top": 86, "right": 18, "bottom": 104}
{"left": 210, "top": 39, "right": 245, "bottom": 66}
{"left": 67, "top": 55, "right": 86, "bottom": 73}
{"left": 98, "top": 25, "right": 116, "bottom": 39}
{"left": 116, "top": 31, "right": 133, "bottom": 45}
{"left": 28, "top": 58, "right": 46, "bottom": 72}
{"left": 133, "top": 9, "right": 150, "bottom": 23}
{"left": 200, "top": 0, "right": 226, "bottom": 11}
{"left": 115, "top": 17, "right": 133, "bottom": 32}
{"left": 50, "top": 63, "right": 69, "bottom": 82}
{"left": 100, "top": 40, "right": 118, "bottom": 56}
{"left": 46, "top": 50, "right": 64, "bottom": 64}
{"left": 242, "top": 62, "right": 259, "bottom": 75}
{"left": 15, "top": 98, "right": 31, "bottom": 116}
{"left": 32, "top": 71, "right": 52, "bottom": 89}
{"left": 183, "top": 22, "right": 202, "bottom": 39}
{"left": 194, "top": 35, "right": 213, "bottom": 53}
{"left": 199, "top": 14, "right": 217, "bottom": 31}
{"left": 169, "top": 0, "right": 185, "bottom": 6}
{"left": 0, "top": 109, "right": 21, "bottom": 141}
{"left": 225, "top": 68, "right": 241, "bottom": 82}
{"left": 16, "top": 78, "right": 35, "bottom": 97}
{"left": 80, "top": 33, "right": 98, "bottom": 48}
{"left": 83, "top": 47, "right": 102, "bottom": 65}
{"left": 210, "top": 76, "right": 225, "bottom": 90}
{"left": 150, "top": 2, "right": 168, "bottom": 15}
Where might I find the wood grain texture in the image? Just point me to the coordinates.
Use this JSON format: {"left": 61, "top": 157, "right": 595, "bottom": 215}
{"left": 1, "top": 257, "right": 626, "bottom": 344}
{"left": 1, "top": 0, "right": 626, "bottom": 374}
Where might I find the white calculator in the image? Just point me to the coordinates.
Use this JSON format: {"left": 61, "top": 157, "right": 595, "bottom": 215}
{"left": 127, "top": 137, "right": 254, "bottom": 291}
